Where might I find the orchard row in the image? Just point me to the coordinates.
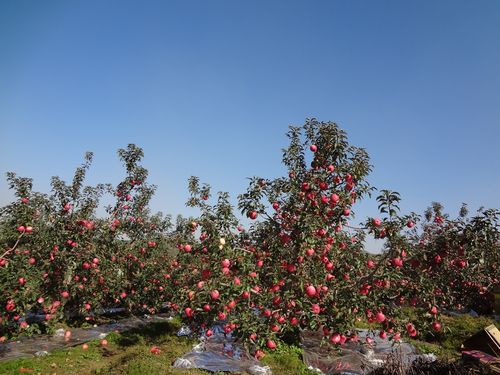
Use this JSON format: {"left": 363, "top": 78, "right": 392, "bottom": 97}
{"left": 1, "top": 120, "right": 498, "bottom": 357}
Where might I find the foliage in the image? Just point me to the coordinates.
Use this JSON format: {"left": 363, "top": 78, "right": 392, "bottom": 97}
{"left": 0, "top": 145, "right": 173, "bottom": 338}
{"left": 0, "top": 118, "right": 498, "bottom": 362}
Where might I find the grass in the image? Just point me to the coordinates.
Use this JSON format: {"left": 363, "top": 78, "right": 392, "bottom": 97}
{"left": 410, "top": 314, "right": 498, "bottom": 360}
{"left": 0, "top": 313, "right": 497, "bottom": 375}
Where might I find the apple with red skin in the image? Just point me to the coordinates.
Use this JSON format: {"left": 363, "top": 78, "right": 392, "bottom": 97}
{"left": 210, "top": 290, "right": 220, "bottom": 299}
{"left": 254, "top": 349, "right": 265, "bottom": 360}
{"left": 375, "top": 312, "right": 386, "bottom": 323}
{"left": 248, "top": 211, "right": 258, "bottom": 220}
{"left": 306, "top": 248, "right": 315, "bottom": 257}
{"left": 266, "top": 340, "right": 277, "bottom": 350}
{"left": 310, "top": 144, "right": 317, "bottom": 152}
{"left": 305, "top": 285, "right": 317, "bottom": 297}
{"left": 330, "top": 333, "right": 341, "bottom": 344}
{"left": 391, "top": 257, "right": 403, "bottom": 268}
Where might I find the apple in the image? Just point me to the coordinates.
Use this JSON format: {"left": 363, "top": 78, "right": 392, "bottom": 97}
{"left": 248, "top": 211, "right": 258, "bottom": 220}
{"left": 432, "top": 322, "right": 441, "bottom": 332}
{"left": 305, "top": 285, "right": 317, "bottom": 297}
{"left": 254, "top": 349, "right": 265, "bottom": 360}
{"left": 375, "top": 312, "right": 386, "bottom": 323}
{"left": 311, "top": 304, "right": 321, "bottom": 314}
{"left": 330, "top": 333, "right": 341, "bottom": 344}
{"left": 266, "top": 340, "right": 277, "bottom": 350}
{"left": 391, "top": 257, "right": 403, "bottom": 268}
{"left": 210, "top": 290, "right": 220, "bottom": 300}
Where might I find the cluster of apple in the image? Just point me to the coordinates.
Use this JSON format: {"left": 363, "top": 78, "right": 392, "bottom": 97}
{"left": 0, "top": 121, "right": 497, "bottom": 358}
{"left": 0, "top": 146, "right": 173, "bottom": 339}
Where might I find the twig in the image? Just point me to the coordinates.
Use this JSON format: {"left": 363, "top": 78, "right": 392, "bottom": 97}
{"left": 0, "top": 232, "right": 25, "bottom": 259}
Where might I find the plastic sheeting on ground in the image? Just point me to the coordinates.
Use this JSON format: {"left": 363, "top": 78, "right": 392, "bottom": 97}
{"left": 1, "top": 316, "right": 436, "bottom": 375}
{"left": 173, "top": 326, "right": 436, "bottom": 375}
{"left": 301, "top": 329, "right": 436, "bottom": 375}
{"left": 0, "top": 313, "right": 173, "bottom": 361}
{"left": 173, "top": 324, "right": 272, "bottom": 375}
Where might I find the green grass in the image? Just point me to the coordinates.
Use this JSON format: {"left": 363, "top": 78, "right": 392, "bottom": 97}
{"left": 0, "top": 313, "right": 497, "bottom": 374}
{"left": 410, "top": 314, "right": 498, "bottom": 360}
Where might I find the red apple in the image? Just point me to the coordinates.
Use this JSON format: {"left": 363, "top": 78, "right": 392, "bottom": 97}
{"left": 305, "top": 285, "right": 317, "bottom": 297}
{"left": 266, "top": 340, "right": 277, "bottom": 350}
{"left": 210, "top": 290, "right": 220, "bottom": 300}
{"left": 375, "top": 312, "right": 386, "bottom": 323}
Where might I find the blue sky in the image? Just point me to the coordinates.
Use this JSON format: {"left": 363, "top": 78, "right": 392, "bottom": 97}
{"left": 1, "top": 1, "right": 499, "bottom": 251}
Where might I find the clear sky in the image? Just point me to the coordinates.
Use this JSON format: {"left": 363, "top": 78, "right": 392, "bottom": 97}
{"left": 1, "top": 1, "right": 499, "bottom": 252}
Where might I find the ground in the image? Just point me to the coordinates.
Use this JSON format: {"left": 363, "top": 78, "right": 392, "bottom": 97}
{"left": 0, "top": 314, "right": 497, "bottom": 375}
